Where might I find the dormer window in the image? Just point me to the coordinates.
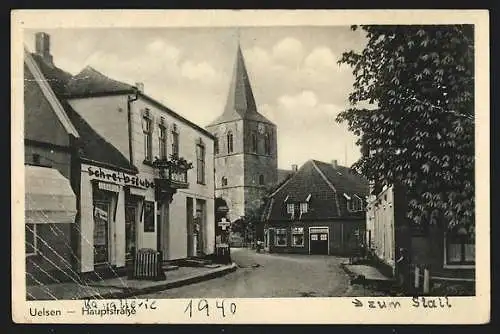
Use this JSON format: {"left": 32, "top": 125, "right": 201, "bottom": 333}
{"left": 286, "top": 203, "right": 294, "bottom": 215}
{"left": 346, "top": 194, "right": 364, "bottom": 212}
{"left": 300, "top": 202, "right": 308, "bottom": 214}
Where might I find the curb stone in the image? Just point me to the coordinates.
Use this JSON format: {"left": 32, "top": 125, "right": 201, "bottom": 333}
{"left": 81, "top": 263, "right": 238, "bottom": 300}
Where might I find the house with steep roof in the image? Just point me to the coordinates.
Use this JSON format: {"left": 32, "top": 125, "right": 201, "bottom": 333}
{"left": 29, "top": 32, "right": 215, "bottom": 277}
{"left": 261, "top": 159, "right": 369, "bottom": 256}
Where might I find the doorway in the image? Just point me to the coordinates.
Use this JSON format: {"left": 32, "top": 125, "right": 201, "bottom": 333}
{"left": 309, "top": 227, "right": 329, "bottom": 255}
{"left": 93, "top": 201, "right": 111, "bottom": 265}
{"left": 186, "top": 197, "right": 194, "bottom": 257}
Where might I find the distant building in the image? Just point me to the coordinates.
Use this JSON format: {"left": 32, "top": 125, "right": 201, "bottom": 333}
{"left": 261, "top": 159, "right": 369, "bottom": 256}
{"left": 366, "top": 184, "right": 475, "bottom": 281}
{"left": 27, "top": 32, "right": 215, "bottom": 281}
{"left": 206, "top": 45, "right": 278, "bottom": 223}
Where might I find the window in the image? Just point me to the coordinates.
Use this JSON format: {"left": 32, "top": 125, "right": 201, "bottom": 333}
{"left": 221, "top": 176, "right": 228, "bottom": 187}
{"left": 227, "top": 131, "right": 233, "bottom": 153}
{"left": 445, "top": 227, "right": 475, "bottom": 266}
{"left": 142, "top": 112, "right": 153, "bottom": 161}
{"left": 158, "top": 122, "right": 167, "bottom": 159}
{"left": 348, "top": 195, "right": 364, "bottom": 212}
{"left": 171, "top": 125, "right": 179, "bottom": 158}
{"left": 251, "top": 131, "right": 258, "bottom": 153}
{"left": 143, "top": 201, "right": 155, "bottom": 232}
{"left": 196, "top": 142, "right": 206, "bottom": 184}
{"left": 26, "top": 224, "right": 37, "bottom": 256}
{"left": 291, "top": 227, "right": 304, "bottom": 247}
{"left": 275, "top": 228, "right": 287, "bottom": 246}
{"left": 300, "top": 202, "right": 308, "bottom": 214}
{"left": 264, "top": 133, "right": 271, "bottom": 155}
{"left": 214, "top": 136, "right": 219, "bottom": 155}
{"left": 287, "top": 203, "right": 295, "bottom": 215}
{"left": 259, "top": 174, "right": 265, "bottom": 185}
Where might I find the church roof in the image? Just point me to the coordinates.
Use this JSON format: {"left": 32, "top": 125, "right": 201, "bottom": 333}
{"left": 207, "top": 45, "right": 274, "bottom": 127}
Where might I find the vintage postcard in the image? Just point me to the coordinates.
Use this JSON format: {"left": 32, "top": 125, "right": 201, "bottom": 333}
{"left": 11, "top": 10, "right": 490, "bottom": 324}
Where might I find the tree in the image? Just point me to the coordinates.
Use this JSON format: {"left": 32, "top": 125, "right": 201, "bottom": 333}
{"left": 336, "top": 25, "right": 474, "bottom": 231}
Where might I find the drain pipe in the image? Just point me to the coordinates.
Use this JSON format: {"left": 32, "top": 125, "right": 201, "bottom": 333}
{"left": 127, "top": 90, "right": 139, "bottom": 164}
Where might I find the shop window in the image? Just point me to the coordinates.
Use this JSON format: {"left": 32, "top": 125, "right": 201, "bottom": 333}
{"left": 25, "top": 224, "right": 37, "bottom": 256}
{"left": 264, "top": 133, "right": 271, "bottom": 155}
{"left": 143, "top": 201, "right": 155, "bottom": 233}
{"left": 171, "top": 124, "right": 179, "bottom": 158}
{"left": 445, "top": 226, "right": 475, "bottom": 266}
{"left": 196, "top": 141, "right": 206, "bottom": 184}
{"left": 291, "top": 227, "right": 304, "bottom": 247}
{"left": 158, "top": 122, "right": 167, "bottom": 159}
{"left": 227, "top": 131, "right": 234, "bottom": 153}
{"left": 275, "top": 228, "right": 287, "bottom": 247}
{"left": 142, "top": 110, "right": 153, "bottom": 162}
{"left": 93, "top": 200, "right": 111, "bottom": 264}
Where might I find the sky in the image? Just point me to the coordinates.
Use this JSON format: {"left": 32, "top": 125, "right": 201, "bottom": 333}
{"left": 24, "top": 26, "right": 368, "bottom": 170}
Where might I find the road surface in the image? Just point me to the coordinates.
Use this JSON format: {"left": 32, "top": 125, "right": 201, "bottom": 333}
{"left": 138, "top": 248, "right": 354, "bottom": 298}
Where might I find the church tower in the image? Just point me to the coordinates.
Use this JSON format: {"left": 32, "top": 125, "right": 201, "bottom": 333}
{"left": 206, "top": 42, "right": 278, "bottom": 222}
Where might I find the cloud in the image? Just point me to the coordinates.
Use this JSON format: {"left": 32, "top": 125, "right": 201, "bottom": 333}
{"left": 271, "top": 37, "right": 304, "bottom": 68}
{"left": 305, "top": 47, "right": 337, "bottom": 70}
{"left": 180, "top": 60, "right": 219, "bottom": 84}
{"left": 278, "top": 90, "right": 318, "bottom": 109}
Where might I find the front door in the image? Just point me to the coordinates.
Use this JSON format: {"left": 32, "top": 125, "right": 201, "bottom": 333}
{"left": 310, "top": 227, "right": 329, "bottom": 255}
{"left": 125, "top": 205, "right": 137, "bottom": 262}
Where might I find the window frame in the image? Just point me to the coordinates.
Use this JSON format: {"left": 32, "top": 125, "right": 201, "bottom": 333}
{"left": 443, "top": 228, "right": 475, "bottom": 269}
{"left": 291, "top": 227, "right": 304, "bottom": 247}
{"left": 286, "top": 203, "right": 295, "bottom": 215}
{"left": 300, "top": 202, "right": 308, "bottom": 214}
{"left": 274, "top": 228, "right": 288, "bottom": 247}
{"left": 227, "top": 131, "right": 234, "bottom": 154}
{"left": 214, "top": 136, "right": 219, "bottom": 155}
{"left": 259, "top": 174, "right": 265, "bottom": 185}
{"left": 142, "top": 115, "right": 153, "bottom": 162}
{"left": 251, "top": 131, "right": 258, "bottom": 153}
{"left": 196, "top": 141, "right": 206, "bottom": 185}
{"left": 264, "top": 132, "right": 271, "bottom": 155}
{"left": 158, "top": 123, "right": 167, "bottom": 159}
{"left": 221, "top": 176, "right": 228, "bottom": 187}
{"left": 171, "top": 125, "right": 179, "bottom": 158}
{"left": 25, "top": 223, "right": 38, "bottom": 256}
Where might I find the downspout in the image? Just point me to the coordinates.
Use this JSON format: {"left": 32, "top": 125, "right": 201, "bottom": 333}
{"left": 127, "top": 90, "right": 139, "bottom": 164}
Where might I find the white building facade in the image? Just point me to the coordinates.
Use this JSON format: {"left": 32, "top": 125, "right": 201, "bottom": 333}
{"left": 68, "top": 80, "right": 215, "bottom": 273}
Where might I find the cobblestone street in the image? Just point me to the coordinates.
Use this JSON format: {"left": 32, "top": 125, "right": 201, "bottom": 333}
{"left": 138, "top": 248, "right": 382, "bottom": 298}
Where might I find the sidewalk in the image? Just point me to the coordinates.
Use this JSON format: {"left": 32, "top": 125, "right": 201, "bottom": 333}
{"left": 27, "top": 263, "right": 237, "bottom": 300}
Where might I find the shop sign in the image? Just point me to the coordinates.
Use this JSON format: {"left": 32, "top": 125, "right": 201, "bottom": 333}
{"left": 86, "top": 166, "right": 155, "bottom": 189}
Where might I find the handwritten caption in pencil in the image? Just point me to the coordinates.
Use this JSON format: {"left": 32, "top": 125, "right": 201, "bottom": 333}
{"left": 352, "top": 296, "right": 452, "bottom": 309}
{"left": 184, "top": 299, "right": 237, "bottom": 318}
{"left": 81, "top": 298, "right": 157, "bottom": 317}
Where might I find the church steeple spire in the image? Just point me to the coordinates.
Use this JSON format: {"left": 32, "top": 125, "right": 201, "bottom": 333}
{"left": 207, "top": 29, "right": 273, "bottom": 127}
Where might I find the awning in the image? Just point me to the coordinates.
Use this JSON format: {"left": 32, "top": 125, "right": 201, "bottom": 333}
{"left": 25, "top": 165, "right": 77, "bottom": 224}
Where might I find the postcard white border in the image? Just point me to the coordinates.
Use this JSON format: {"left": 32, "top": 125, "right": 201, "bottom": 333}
{"left": 11, "top": 9, "right": 490, "bottom": 324}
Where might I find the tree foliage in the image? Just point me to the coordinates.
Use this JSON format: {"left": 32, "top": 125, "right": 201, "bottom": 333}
{"left": 337, "top": 25, "right": 474, "bottom": 230}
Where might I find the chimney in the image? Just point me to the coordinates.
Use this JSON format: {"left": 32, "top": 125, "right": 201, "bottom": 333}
{"left": 35, "top": 32, "right": 53, "bottom": 66}
{"left": 331, "top": 159, "right": 338, "bottom": 169}
{"left": 135, "top": 82, "right": 144, "bottom": 93}
{"left": 291, "top": 164, "right": 298, "bottom": 172}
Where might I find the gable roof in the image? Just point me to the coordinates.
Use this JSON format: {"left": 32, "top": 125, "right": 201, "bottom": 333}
{"left": 66, "top": 66, "right": 135, "bottom": 97}
{"left": 24, "top": 49, "right": 79, "bottom": 137}
{"left": 30, "top": 52, "right": 137, "bottom": 173}
{"left": 207, "top": 45, "right": 273, "bottom": 127}
{"left": 263, "top": 159, "right": 369, "bottom": 221}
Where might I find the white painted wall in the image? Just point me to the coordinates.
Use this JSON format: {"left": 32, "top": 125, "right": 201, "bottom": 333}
{"left": 68, "top": 95, "right": 130, "bottom": 159}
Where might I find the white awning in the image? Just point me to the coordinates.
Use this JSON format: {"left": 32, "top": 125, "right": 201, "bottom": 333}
{"left": 25, "top": 165, "right": 77, "bottom": 224}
